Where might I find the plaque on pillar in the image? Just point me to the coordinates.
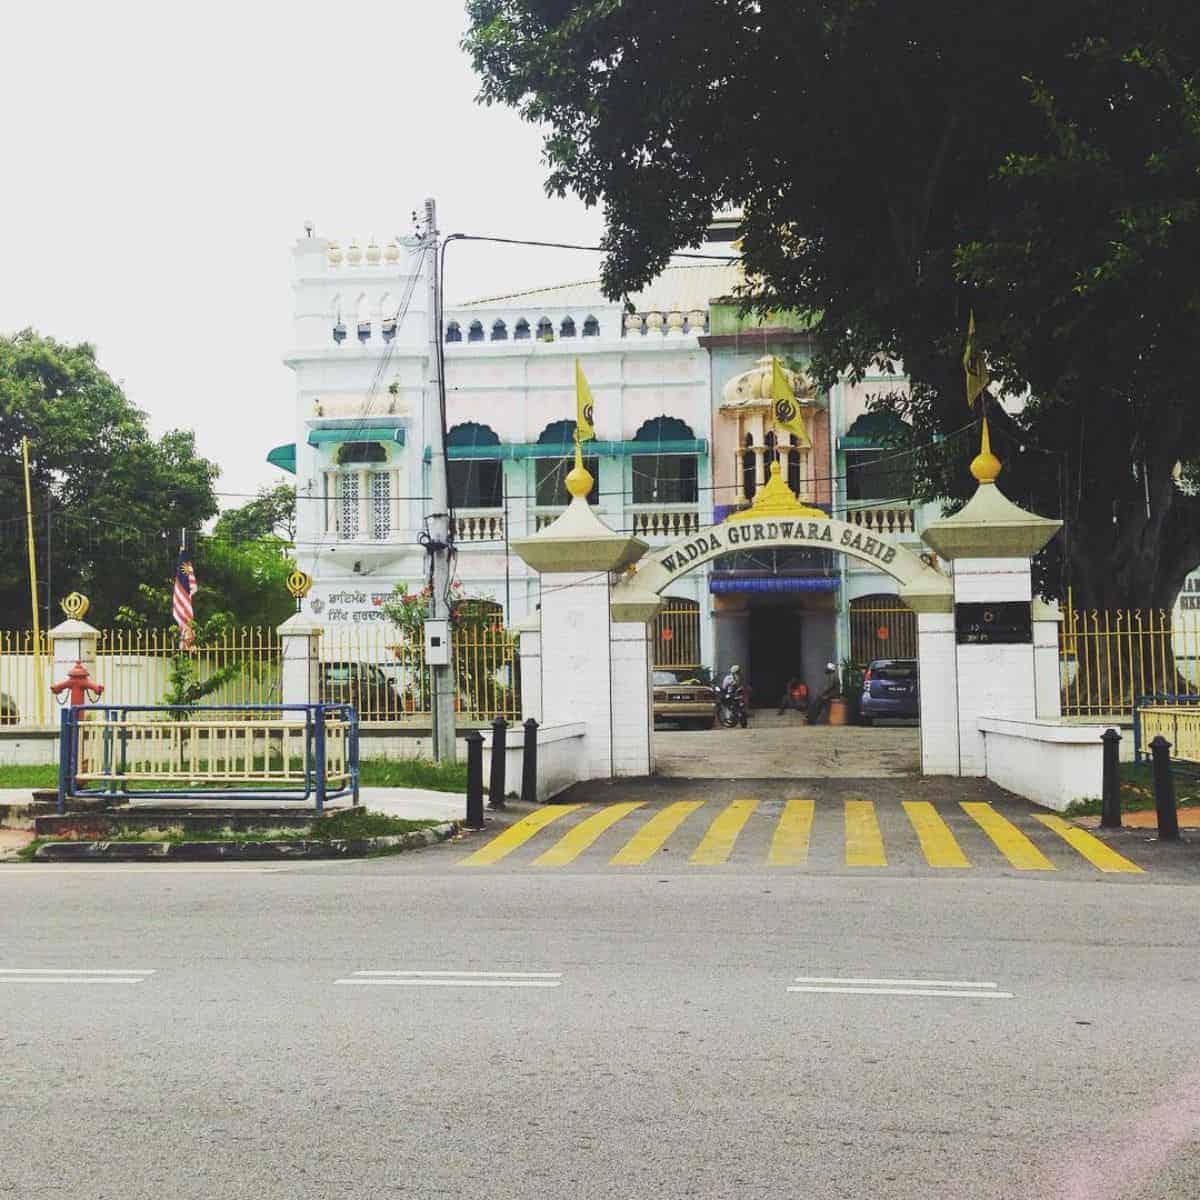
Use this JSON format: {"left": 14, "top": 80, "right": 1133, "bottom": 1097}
{"left": 954, "top": 602, "right": 1032, "bottom": 645}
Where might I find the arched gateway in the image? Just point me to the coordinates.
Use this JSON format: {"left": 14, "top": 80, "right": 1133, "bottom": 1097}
{"left": 512, "top": 445, "right": 1062, "bottom": 788}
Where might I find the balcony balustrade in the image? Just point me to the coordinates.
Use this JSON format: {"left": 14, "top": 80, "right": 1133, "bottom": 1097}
{"left": 454, "top": 510, "right": 505, "bottom": 544}
{"left": 845, "top": 504, "right": 917, "bottom": 536}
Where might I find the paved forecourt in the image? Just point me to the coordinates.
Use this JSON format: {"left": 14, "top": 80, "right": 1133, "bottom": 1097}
{"left": 450, "top": 779, "right": 1154, "bottom": 878}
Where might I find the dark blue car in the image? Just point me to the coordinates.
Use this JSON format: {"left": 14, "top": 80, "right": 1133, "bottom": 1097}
{"left": 860, "top": 658, "right": 919, "bottom": 724}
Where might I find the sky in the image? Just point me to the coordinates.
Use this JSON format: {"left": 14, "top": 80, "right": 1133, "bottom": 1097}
{"left": 0, "top": 0, "right": 605, "bottom": 507}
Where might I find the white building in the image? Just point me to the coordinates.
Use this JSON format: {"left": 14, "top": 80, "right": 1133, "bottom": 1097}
{"left": 271, "top": 227, "right": 930, "bottom": 708}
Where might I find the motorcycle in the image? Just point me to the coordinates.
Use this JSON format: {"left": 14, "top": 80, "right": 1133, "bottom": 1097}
{"left": 716, "top": 682, "right": 748, "bottom": 729}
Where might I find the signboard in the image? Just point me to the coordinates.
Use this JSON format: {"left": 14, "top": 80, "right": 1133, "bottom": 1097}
{"left": 955, "top": 602, "right": 1032, "bottom": 645}
{"left": 308, "top": 588, "right": 394, "bottom": 624}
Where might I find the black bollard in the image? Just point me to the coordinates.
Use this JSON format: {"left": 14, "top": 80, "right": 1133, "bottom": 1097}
{"left": 1100, "top": 728, "right": 1122, "bottom": 829}
{"left": 465, "top": 730, "right": 485, "bottom": 830}
{"left": 1150, "top": 734, "right": 1180, "bottom": 842}
{"left": 522, "top": 718, "right": 539, "bottom": 805}
{"left": 488, "top": 718, "right": 508, "bottom": 810}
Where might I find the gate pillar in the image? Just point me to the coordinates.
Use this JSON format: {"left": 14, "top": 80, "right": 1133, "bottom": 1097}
{"left": 920, "top": 426, "right": 1062, "bottom": 775}
{"left": 277, "top": 613, "right": 323, "bottom": 706}
{"left": 510, "top": 457, "right": 651, "bottom": 781}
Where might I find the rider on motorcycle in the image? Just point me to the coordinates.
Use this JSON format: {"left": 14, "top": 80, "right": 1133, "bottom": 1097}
{"left": 720, "top": 664, "right": 749, "bottom": 728}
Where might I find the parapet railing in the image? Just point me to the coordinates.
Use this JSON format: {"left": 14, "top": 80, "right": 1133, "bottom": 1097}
{"left": 57, "top": 703, "right": 359, "bottom": 813}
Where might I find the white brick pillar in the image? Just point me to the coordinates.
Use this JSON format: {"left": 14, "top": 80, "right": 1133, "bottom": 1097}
{"left": 515, "top": 618, "right": 542, "bottom": 723}
{"left": 914, "top": 610, "right": 959, "bottom": 775}
{"left": 47, "top": 619, "right": 100, "bottom": 692}
{"left": 510, "top": 455, "right": 648, "bottom": 784}
{"left": 610, "top": 618, "right": 654, "bottom": 776}
{"left": 277, "top": 614, "right": 323, "bottom": 706}
{"left": 1032, "top": 599, "right": 1063, "bottom": 721}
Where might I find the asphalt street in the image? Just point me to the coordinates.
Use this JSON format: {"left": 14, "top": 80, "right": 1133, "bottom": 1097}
{"left": 2, "top": 784, "right": 1199, "bottom": 1199}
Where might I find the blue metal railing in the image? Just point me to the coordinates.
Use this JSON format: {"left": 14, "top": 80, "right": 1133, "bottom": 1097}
{"left": 57, "top": 703, "right": 360, "bottom": 813}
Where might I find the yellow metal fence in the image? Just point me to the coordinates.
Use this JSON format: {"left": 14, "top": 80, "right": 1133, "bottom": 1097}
{"left": 1060, "top": 607, "right": 1200, "bottom": 718}
{"left": 654, "top": 602, "right": 701, "bottom": 669}
{"left": 318, "top": 625, "right": 521, "bottom": 724}
{"left": 0, "top": 624, "right": 521, "bottom": 727}
{"left": 1137, "top": 705, "right": 1200, "bottom": 764}
{"left": 849, "top": 598, "right": 918, "bottom": 665}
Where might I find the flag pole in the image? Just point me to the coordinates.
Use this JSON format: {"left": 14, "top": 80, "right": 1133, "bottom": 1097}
{"left": 21, "top": 436, "right": 45, "bottom": 727}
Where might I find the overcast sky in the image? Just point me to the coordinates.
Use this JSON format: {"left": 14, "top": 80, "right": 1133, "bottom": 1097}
{"left": 0, "top": 1, "right": 604, "bottom": 506}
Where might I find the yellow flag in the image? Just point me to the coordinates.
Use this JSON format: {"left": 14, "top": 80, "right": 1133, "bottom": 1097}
{"left": 575, "top": 359, "right": 596, "bottom": 443}
{"left": 771, "top": 357, "right": 811, "bottom": 448}
{"left": 963, "top": 310, "right": 990, "bottom": 409}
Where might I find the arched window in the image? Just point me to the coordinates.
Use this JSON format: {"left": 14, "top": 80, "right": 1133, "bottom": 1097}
{"left": 534, "top": 419, "right": 598, "bottom": 506}
{"left": 331, "top": 294, "right": 346, "bottom": 344}
{"left": 356, "top": 294, "right": 371, "bottom": 343}
{"left": 514, "top": 318, "right": 531, "bottom": 341}
{"left": 560, "top": 316, "right": 577, "bottom": 339}
{"left": 445, "top": 321, "right": 462, "bottom": 344}
{"left": 338, "top": 442, "right": 387, "bottom": 465}
{"left": 843, "top": 411, "right": 915, "bottom": 501}
{"left": 742, "top": 433, "right": 757, "bottom": 501}
{"left": 787, "top": 434, "right": 802, "bottom": 494}
{"left": 536, "top": 317, "right": 553, "bottom": 342}
{"left": 631, "top": 416, "right": 698, "bottom": 505}
{"left": 380, "top": 293, "right": 396, "bottom": 343}
{"left": 447, "top": 423, "right": 503, "bottom": 509}
{"left": 491, "top": 319, "right": 508, "bottom": 342}
{"left": 764, "top": 430, "right": 778, "bottom": 466}
{"left": 468, "top": 320, "right": 485, "bottom": 343}
{"left": 582, "top": 315, "right": 600, "bottom": 338}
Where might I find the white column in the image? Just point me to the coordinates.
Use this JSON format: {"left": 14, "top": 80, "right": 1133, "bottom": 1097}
{"left": 916, "top": 610, "right": 959, "bottom": 775}
{"left": 951, "top": 557, "right": 1037, "bottom": 775}
{"left": 610, "top": 619, "right": 653, "bottom": 775}
{"left": 539, "top": 570, "right": 615, "bottom": 778}
{"left": 277, "top": 614, "right": 323, "bottom": 706}
{"left": 516, "top": 620, "right": 542, "bottom": 722}
{"left": 47, "top": 619, "right": 100, "bottom": 690}
{"left": 1032, "top": 599, "right": 1063, "bottom": 720}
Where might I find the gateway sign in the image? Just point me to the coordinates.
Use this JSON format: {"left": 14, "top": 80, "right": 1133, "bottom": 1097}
{"left": 657, "top": 518, "right": 899, "bottom": 583}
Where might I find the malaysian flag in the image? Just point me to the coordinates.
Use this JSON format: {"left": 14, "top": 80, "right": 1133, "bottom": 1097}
{"left": 172, "top": 552, "right": 198, "bottom": 649}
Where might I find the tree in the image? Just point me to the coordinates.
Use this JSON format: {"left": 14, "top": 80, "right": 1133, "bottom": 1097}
{"left": 213, "top": 483, "right": 296, "bottom": 544}
{"left": 0, "top": 329, "right": 220, "bottom": 625}
{"left": 464, "top": 1, "right": 1200, "bottom": 611}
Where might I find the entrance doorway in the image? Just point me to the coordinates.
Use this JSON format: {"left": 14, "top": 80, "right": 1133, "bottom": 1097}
{"left": 748, "top": 606, "right": 803, "bottom": 710}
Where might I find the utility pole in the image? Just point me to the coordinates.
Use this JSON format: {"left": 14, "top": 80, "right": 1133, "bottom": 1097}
{"left": 425, "top": 197, "right": 457, "bottom": 762}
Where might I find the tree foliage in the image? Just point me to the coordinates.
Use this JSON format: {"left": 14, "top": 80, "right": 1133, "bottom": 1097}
{"left": 0, "top": 330, "right": 219, "bottom": 625}
{"left": 464, "top": 1, "right": 1200, "bottom": 608}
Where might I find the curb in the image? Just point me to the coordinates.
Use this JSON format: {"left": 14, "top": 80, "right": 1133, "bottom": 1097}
{"left": 31, "top": 821, "right": 460, "bottom": 862}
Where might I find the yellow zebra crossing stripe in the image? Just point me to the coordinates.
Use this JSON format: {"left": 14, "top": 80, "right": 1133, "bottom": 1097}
{"left": 534, "top": 802, "right": 646, "bottom": 866}
{"left": 458, "top": 805, "right": 583, "bottom": 866}
{"left": 961, "top": 802, "right": 1055, "bottom": 870}
{"left": 768, "top": 799, "right": 816, "bottom": 866}
{"left": 690, "top": 799, "right": 757, "bottom": 865}
{"left": 1033, "top": 814, "right": 1144, "bottom": 874}
{"left": 903, "top": 801, "right": 971, "bottom": 868}
{"left": 610, "top": 801, "right": 704, "bottom": 866}
{"left": 845, "top": 799, "right": 887, "bottom": 867}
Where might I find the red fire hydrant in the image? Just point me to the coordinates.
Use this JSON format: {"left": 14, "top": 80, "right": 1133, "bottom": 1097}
{"left": 50, "top": 661, "right": 104, "bottom": 707}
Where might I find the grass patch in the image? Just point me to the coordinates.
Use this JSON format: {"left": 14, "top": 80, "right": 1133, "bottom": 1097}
{"left": 20, "top": 809, "right": 441, "bottom": 854}
{"left": 0, "top": 757, "right": 466, "bottom": 795}
{"left": 1063, "top": 763, "right": 1200, "bottom": 817}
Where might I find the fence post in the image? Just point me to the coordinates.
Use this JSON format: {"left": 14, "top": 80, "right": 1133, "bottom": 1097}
{"left": 488, "top": 718, "right": 508, "bottom": 809}
{"left": 313, "top": 705, "right": 327, "bottom": 814}
{"left": 1100, "top": 728, "right": 1122, "bottom": 829}
{"left": 56, "top": 706, "right": 71, "bottom": 815}
{"left": 521, "top": 717, "right": 539, "bottom": 804}
{"left": 1149, "top": 734, "right": 1179, "bottom": 842}
{"left": 465, "top": 730, "right": 485, "bottom": 829}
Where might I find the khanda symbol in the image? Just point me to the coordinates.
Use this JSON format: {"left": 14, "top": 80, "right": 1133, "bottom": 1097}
{"left": 583, "top": 402, "right": 594, "bottom": 427}
{"left": 774, "top": 397, "right": 798, "bottom": 424}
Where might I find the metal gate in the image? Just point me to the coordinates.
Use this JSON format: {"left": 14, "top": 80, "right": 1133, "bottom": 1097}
{"left": 849, "top": 595, "right": 917, "bottom": 664}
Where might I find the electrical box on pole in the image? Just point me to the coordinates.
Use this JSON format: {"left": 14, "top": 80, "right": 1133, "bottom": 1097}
{"left": 424, "top": 619, "right": 451, "bottom": 666}
{"left": 424, "top": 197, "right": 458, "bottom": 762}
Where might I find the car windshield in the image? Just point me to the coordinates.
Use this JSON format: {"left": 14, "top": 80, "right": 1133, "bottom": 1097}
{"left": 873, "top": 661, "right": 917, "bottom": 681}
{"left": 653, "top": 671, "right": 683, "bottom": 686}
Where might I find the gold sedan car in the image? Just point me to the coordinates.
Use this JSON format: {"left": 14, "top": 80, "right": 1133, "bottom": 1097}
{"left": 652, "top": 669, "right": 717, "bottom": 730}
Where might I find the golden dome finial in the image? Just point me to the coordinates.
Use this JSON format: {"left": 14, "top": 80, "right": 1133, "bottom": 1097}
{"left": 565, "top": 439, "right": 594, "bottom": 500}
{"left": 970, "top": 415, "right": 1002, "bottom": 485}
